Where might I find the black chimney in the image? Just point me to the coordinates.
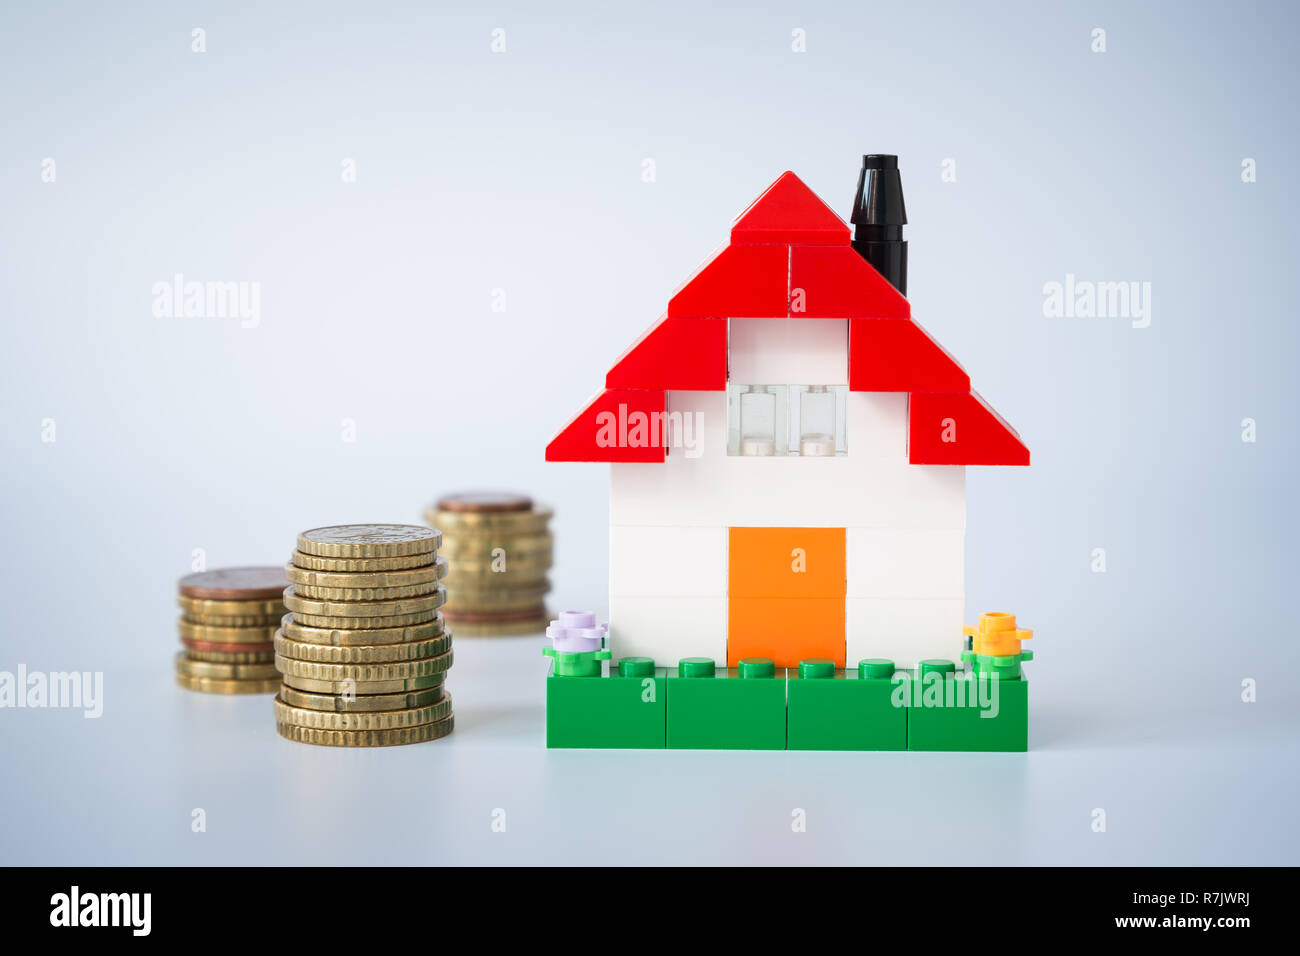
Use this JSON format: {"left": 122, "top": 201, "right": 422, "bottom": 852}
{"left": 850, "top": 154, "right": 907, "bottom": 296}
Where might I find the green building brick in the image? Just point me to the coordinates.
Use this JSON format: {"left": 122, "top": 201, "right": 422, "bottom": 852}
{"left": 787, "top": 659, "right": 907, "bottom": 751}
{"left": 905, "top": 669, "right": 1028, "bottom": 752}
{"left": 545, "top": 657, "right": 666, "bottom": 749}
{"left": 666, "top": 658, "right": 786, "bottom": 750}
{"left": 542, "top": 646, "right": 610, "bottom": 677}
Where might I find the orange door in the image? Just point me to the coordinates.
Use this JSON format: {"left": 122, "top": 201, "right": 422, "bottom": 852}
{"left": 728, "top": 527, "right": 845, "bottom": 667}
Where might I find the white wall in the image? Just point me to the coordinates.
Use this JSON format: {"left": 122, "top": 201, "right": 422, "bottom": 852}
{"left": 607, "top": 389, "right": 968, "bottom": 667}
{"left": 612, "top": 391, "right": 965, "bottom": 529}
{"left": 728, "top": 318, "right": 848, "bottom": 384}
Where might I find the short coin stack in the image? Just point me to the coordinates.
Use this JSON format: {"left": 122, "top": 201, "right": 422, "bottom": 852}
{"left": 176, "top": 568, "right": 288, "bottom": 693}
{"left": 424, "top": 493, "right": 552, "bottom": 636}
{"left": 274, "top": 524, "right": 454, "bottom": 747}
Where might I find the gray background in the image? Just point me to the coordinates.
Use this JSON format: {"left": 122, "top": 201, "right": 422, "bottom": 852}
{"left": 1, "top": 0, "right": 1297, "bottom": 864}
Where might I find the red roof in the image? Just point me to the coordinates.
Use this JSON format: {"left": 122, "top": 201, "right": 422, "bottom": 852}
{"left": 547, "top": 171, "right": 1028, "bottom": 466}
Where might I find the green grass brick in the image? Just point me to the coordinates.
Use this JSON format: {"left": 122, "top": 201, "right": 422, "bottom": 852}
{"left": 666, "top": 661, "right": 786, "bottom": 750}
{"left": 906, "top": 675, "right": 1028, "bottom": 752}
{"left": 787, "top": 669, "right": 907, "bottom": 751}
{"left": 545, "top": 670, "right": 667, "bottom": 749}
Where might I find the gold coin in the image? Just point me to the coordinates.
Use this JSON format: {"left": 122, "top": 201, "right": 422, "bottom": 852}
{"left": 440, "top": 550, "right": 552, "bottom": 572}
{"left": 176, "top": 654, "right": 281, "bottom": 681}
{"left": 283, "top": 585, "right": 445, "bottom": 620}
{"left": 450, "top": 580, "right": 548, "bottom": 597}
{"left": 297, "top": 525, "right": 441, "bottom": 559}
{"left": 443, "top": 605, "right": 548, "bottom": 622}
{"left": 280, "top": 673, "right": 445, "bottom": 695}
{"left": 434, "top": 492, "right": 533, "bottom": 513}
{"left": 445, "top": 589, "right": 549, "bottom": 613}
{"left": 438, "top": 534, "right": 553, "bottom": 554}
{"left": 290, "top": 550, "right": 436, "bottom": 572}
{"left": 184, "top": 648, "right": 276, "bottom": 664}
{"left": 283, "top": 557, "right": 446, "bottom": 590}
{"left": 177, "top": 595, "right": 286, "bottom": 618}
{"left": 274, "top": 630, "right": 452, "bottom": 663}
{"left": 445, "top": 615, "right": 549, "bottom": 637}
{"left": 444, "top": 556, "right": 551, "bottom": 579}
{"left": 443, "top": 571, "right": 549, "bottom": 593}
{"left": 436, "top": 531, "right": 553, "bottom": 560}
{"left": 279, "top": 612, "right": 446, "bottom": 647}
{"left": 439, "top": 538, "right": 551, "bottom": 561}
{"left": 179, "top": 620, "right": 281, "bottom": 644}
{"left": 425, "top": 507, "right": 552, "bottom": 535}
{"left": 177, "top": 674, "right": 281, "bottom": 694}
{"left": 278, "top": 684, "right": 446, "bottom": 712}
{"left": 289, "top": 609, "right": 441, "bottom": 630}
{"left": 274, "top": 693, "right": 452, "bottom": 730}
{"left": 180, "top": 612, "right": 284, "bottom": 628}
{"left": 290, "top": 579, "right": 440, "bottom": 601}
{"left": 275, "top": 649, "right": 453, "bottom": 683}
{"left": 276, "top": 713, "right": 454, "bottom": 747}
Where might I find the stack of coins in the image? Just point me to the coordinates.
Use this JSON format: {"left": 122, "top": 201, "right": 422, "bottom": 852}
{"left": 176, "top": 568, "right": 288, "bottom": 693}
{"left": 274, "top": 524, "right": 455, "bottom": 747}
{"left": 424, "top": 493, "right": 553, "bottom": 636}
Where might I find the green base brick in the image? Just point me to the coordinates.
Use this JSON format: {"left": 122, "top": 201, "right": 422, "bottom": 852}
{"left": 906, "top": 675, "right": 1028, "bottom": 752}
{"left": 666, "top": 659, "right": 786, "bottom": 750}
{"left": 545, "top": 670, "right": 667, "bottom": 749}
{"left": 787, "top": 667, "right": 907, "bottom": 751}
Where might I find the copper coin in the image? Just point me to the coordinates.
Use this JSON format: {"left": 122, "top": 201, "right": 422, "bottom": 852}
{"left": 178, "top": 566, "right": 291, "bottom": 601}
{"left": 433, "top": 492, "right": 533, "bottom": 513}
{"left": 181, "top": 637, "right": 276, "bottom": 654}
{"left": 442, "top": 605, "right": 548, "bottom": 623}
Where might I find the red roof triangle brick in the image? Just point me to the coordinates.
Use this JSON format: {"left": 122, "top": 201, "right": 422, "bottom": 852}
{"left": 730, "top": 171, "right": 850, "bottom": 245}
{"left": 548, "top": 169, "right": 1029, "bottom": 467}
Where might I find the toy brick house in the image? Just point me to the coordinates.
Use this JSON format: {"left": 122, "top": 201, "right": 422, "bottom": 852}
{"left": 547, "top": 158, "right": 1028, "bottom": 674}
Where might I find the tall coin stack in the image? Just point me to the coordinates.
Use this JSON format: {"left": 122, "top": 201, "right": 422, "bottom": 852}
{"left": 274, "top": 524, "right": 454, "bottom": 747}
{"left": 176, "top": 568, "right": 288, "bottom": 693}
{"left": 425, "top": 493, "right": 553, "bottom": 636}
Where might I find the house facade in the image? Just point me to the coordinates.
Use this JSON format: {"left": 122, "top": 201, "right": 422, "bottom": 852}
{"left": 548, "top": 165, "right": 1028, "bottom": 673}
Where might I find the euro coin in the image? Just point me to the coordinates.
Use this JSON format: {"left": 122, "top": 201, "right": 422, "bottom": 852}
{"left": 177, "top": 674, "right": 281, "bottom": 694}
{"left": 283, "top": 559, "right": 444, "bottom": 590}
{"left": 181, "top": 638, "right": 275, "bottom": 655}
{"left": 290, "top": 550, "right": 436, "bottom": 572}
{"left": 276, "top": 713, "right": 454, "bottom": 747}
{"left": 445, "top": 615, "right": 549, "bottom": 637}
{"left": 288, "top": 609, "right": 441, "bottom": 630}
{"left": 425, "top": 507, "right": 551, "bottom": 536}
{"left": 280, "top": 673, "right": 445, "bottom": 695}
{"left": 184, "top": 647, "right": 276, "bottom": 664}
{"left": 274, "top": 649, "right": 453, "bottom": 683}
{"left": 280, "top": 612, "right": 446, "bottom": 647}
{"left": 178, "top": 595, "right": 286, "bottom": 619}
{"left": 434, "top": 492, "right": 533, "bottom": 513}
{"left": 175, "top": 654, "right": 280, "bottom": 681}
{"left": 297, "top": 524, "right": 440, "bottom": 559}
{"left": 283, "top": 585, "right": 445, "bottom": 620}
{"left": 274, "top": 631, "right": 452, "bottom": 664}
{"left": 278, "top": 684, "right": 446, "bottom": 712}
{"left": 178, "top": 566, "right": 291, "bottom": 601}
{"left": 179, "top": 620, "right": 281, "bottom": 644}
{"left": 273, "top": 693, "right": 452, "bottom": 731}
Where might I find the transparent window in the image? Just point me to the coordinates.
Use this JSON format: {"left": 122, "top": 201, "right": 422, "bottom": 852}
{"left": 727, "top": 384, "right": 847, "bottom": 456}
